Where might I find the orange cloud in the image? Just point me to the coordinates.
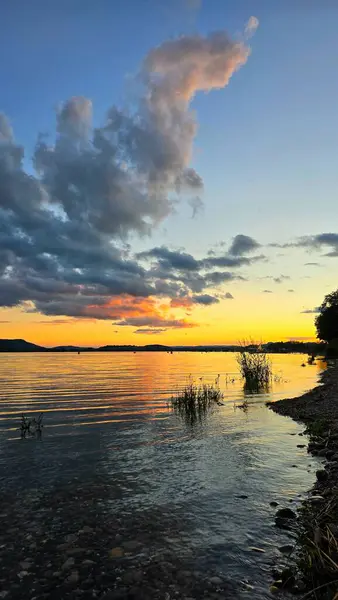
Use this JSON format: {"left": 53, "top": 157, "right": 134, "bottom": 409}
{"left": 84, "top": 295, "right": 196, "bottom": 329}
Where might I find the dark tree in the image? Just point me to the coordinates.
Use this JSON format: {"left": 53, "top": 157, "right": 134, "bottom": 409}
{"left": 315, "top": 289, "right": 338, "bottom": 342}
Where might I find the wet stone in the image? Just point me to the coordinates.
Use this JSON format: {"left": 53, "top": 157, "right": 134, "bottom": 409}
{"left": 65, "top": 570, "right": 79, "bottom": 585}
{"left": 278, "top": 545, "right": 294, "bottom": 554}
{"left": 209, "top": 576, "right": 223, "bottom": 586}
{"left": 316, "top": 469, "right": 328, "bottom": 482}
{"left": 110, "top": 547, "right": 124, "bottom": 558}
{"left": 276, "top": 508, "right": 296, "bottom": 519}
{"left": 65, "top": 533, "right": 78, "bottom": 543}
{"left": 122, "top": 540, "right": 142, "bottom": 552}
{"left": 62, "top": 557, "right": 75, "bottom": 571}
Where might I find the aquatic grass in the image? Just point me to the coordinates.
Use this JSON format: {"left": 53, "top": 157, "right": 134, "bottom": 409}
{"left": 297, "top": 496, "right": 338, "bottom": 598}
{"left": 171, "top": 378, "right": 224, "bottom": 425}
{"left": 20, "top": 413, "right": 43, "bottom": 439}
{"left": 236, "top": 347, "right": 272, "bottom": 393}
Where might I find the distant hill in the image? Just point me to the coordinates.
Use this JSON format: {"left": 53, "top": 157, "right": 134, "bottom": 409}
{"left": 0, "top": 339, "right": 46, "bottom": 352}
{"left": 0, "top": 338, "right": 326, "bottom": 354}
{"left": 97, "top": 344, "right": 171, "bottom": 352}
{"left": 52, "top": 345, "right": 94, "bottom": 352}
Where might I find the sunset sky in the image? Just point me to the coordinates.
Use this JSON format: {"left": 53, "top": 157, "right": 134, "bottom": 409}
{"left": 0, "top": 0, "right": 337, "bottom": 347}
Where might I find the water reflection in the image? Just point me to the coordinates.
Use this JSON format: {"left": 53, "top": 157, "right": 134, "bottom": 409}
{"left": 0, "top": 352, "right": 326, "bottom": 599}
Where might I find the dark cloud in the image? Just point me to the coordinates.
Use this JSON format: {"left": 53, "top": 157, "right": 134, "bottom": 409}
{"left": 192, "top": 294, "right": 219, "bottom": 305}
{"left": 262, "top": 290, "right": 273, "bottom": 293}
{"left": 0, "top": 27, "right": 257, "bottom": 327}
{"left": 304, "top": 262, "right": 321, "bottom": 266}
{"left": 288, "top": 289, "right": 295, "bottom": 293}
{"left": 223, "top": 292, "right": 234, "bottom": 299}
{"left": 272, "top": 233, "right": 338, "bottom": 257}
{"left": 138, "top": 246, "right": 200, "bottom": 271}
{"left": 228, "top": 234, "right": 261, "bottom": 257}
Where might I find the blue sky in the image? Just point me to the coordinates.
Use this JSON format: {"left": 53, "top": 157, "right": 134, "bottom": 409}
{"left": 1, "top": 0, "right": 338, "bottom": 345}
{"left": 2, "top": 0, "right": 338, "bottom": 249}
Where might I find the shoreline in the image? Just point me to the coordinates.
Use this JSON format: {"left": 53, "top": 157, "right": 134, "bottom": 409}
{"left": 269, "top": 360, "right": 338, "bottom": 599}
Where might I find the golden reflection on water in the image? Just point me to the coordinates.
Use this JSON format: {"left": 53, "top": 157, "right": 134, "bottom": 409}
{"left": 0, "top": 351, "right": 323, "bottom": 435}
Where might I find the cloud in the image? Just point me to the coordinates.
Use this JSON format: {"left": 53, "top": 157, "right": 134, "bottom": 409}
{"left": 192, "top": 294, "right": 219, "bottom": 305}
{"left": 301, "top": 307, "right": 320, "bottom": 314}
{"left": 223, "top": 292, "right": 234, "bottom": 299}
{"left": 273, "top": 275, "right": 290, "bottom": 284}
{"left": 0, "top": 25, "right": 256, "bottom": 327}
{"left": 138, "top": 246, "right": 200, "bottom": 271}
{"left": 245, "top": 16, "right": 259, "bottom": 38}
{"left": 188, "top": 196, "right": 204, "bottom": 218}
{"left": 228, "top": 234, "right": 261, "bottom": 256}
{"left": 304, "top": 262, "right": 321, "bottom": 266}
{"left": 262, "top": 290, "right": 273, "bottom": 293}
{"left": 134, "top": 328, "right": 167, "bottom": 335}
{"left": 273, "top": 233, "right": 338, "bottom": 257}
{"left": 288, "top": 289, "right": 295, "bottom": 293}
{"left": 115, "top": 316, "right": 194, "bottom": 328}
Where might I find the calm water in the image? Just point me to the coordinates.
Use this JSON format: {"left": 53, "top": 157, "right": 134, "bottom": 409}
{"left": 0, "top": 352, "right": 325, "bottom": 598}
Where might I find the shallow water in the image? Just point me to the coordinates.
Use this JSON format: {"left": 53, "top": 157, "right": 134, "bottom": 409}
{"left": 0, "top": 352, "right": 326, "bottom": 598}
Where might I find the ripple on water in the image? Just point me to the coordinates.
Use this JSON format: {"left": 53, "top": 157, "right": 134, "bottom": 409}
{"left": 0, "top": 351, "right": 324, "bottom": 598}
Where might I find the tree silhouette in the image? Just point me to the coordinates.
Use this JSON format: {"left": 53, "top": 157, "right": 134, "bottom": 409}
{"left": 315, "top": 289, "right": 338, "bottom": 343}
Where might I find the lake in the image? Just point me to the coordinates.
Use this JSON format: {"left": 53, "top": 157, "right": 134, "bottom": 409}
{"left": 0, "top": 352, "right": 325, "bottom": 600}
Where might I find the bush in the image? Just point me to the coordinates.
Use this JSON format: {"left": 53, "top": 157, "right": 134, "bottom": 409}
{"left": 236, "top": 349, "right": 272, "bottom": 392}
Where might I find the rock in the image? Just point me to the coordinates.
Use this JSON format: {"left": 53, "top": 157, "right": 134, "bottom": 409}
{"left": 20, "top": 560, "right": 32, "bottom": 570}
{"left": 270, "top": 501, "right": 278, "bottom": 507}
{"left": 122, "top": 540, "right": 142, "bottom": 552}
{"left": 65, "top": 534, "right": 78, "bottom": 543}
{"left": 122, "top": 569, "right": 143, "bottom": 584}
{"left": 317, "top": 448, "right": 329, "bottom": 457}
{"left": 297, "top": 444, "right": 306, "bottom": 448}
{"left": 109, "top": 547, "right": 124, "bottom": 558}
{"left": 278, "top": 545, "right": 293, "bottom": 554}
{"left": 316, "top": 469, "right": 328, "bottom": 482}
{"left": 65, "top": 570, "right": 79, "bottom": 585}
{"left": 65, "top": 547, "right": 87, "bottom": 556}
{"left": 81, "top": 577, "right": 95, "bottom": 589}
{"left": 57, "top": 543, "right": 70, "bottom": 551}
{"left": 62, "top": 557, "right": 75, "bottom": 571}
{"left": 81, "top": 526, "right": 94, "bottom": 534}
{"left": 209, "top": 576, "right": 223, "bottom": 586}
{"left": 276, "top": 508, "right": 296, "bottom": 519}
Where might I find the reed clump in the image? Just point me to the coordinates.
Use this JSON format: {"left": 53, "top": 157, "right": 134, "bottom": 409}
{"left": 236, "top": 347, "right": 272, "bottom": 392}
{"left": 171, "top": 379, "right": 223, "bottom": 425}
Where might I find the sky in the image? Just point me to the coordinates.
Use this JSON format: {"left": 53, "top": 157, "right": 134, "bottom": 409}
{"left": 0, "top": 0, "right": 338, "bottom": 347}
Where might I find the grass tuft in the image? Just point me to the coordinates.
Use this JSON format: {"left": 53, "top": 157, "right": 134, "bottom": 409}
{"left": 171, "top": 378, "right": 223, "bottom": 425}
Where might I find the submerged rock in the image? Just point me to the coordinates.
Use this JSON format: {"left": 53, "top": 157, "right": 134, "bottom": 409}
{"left": 275, "top": 508, "right": 296, "bottom": 519}
{"left": 316, "top": 469, "right": 328, "bottom": 482}
{"left": 278, "top": 544, "right": 294, "bottom": 554}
